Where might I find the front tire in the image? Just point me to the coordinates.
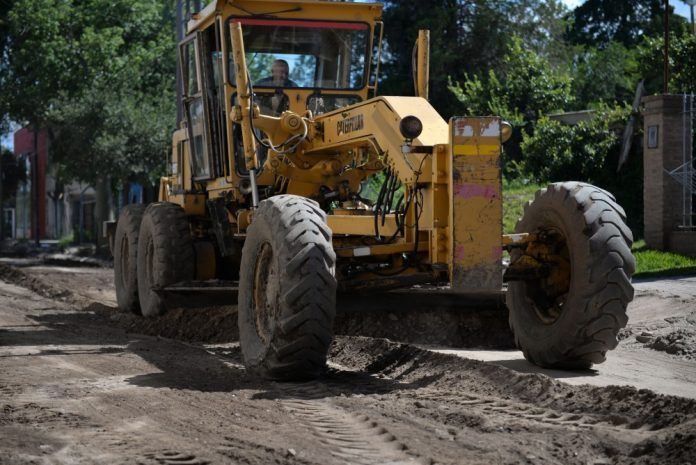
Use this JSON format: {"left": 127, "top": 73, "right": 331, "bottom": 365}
{"left": 114, "top": 204, "right": 146, "bottom": 314}
{"left": 238, "top": 195, "right": 337, "bottom": 380}
{"left": 507, "top": 182, "right": 635, "bottom": 368}
{"left": 136, "top": 202, "right": 195, "bottom": 318}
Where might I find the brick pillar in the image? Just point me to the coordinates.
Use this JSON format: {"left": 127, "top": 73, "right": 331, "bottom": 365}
{"left": 642, "top": 95, "right": 692, "bottom": 250}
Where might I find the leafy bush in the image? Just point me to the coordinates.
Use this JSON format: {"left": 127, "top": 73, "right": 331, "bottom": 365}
{"left": 519, "top": 104, "right": 643, "bottom": 234}
{"left": 58, "top": 233, "right": 75, "bottom": 249}
{"left": 520, "top": 104, "right": 629, "bottom": 183}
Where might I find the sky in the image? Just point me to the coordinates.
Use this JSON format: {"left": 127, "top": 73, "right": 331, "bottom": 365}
{"left": 0, "top": 0, "right": 694, "bottom": 151}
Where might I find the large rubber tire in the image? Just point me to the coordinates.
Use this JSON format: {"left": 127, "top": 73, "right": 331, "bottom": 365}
{"left": 114, "top": 204, "right": 146, "bottom": 314}
{"left": 238, "top": 195, "right": 337, "bottom": 380}
{"left": 507, "top": 182, "right": 635, "bottom": 369}
{"left": 137, "top": 202, "right": 195, "bottom": 318}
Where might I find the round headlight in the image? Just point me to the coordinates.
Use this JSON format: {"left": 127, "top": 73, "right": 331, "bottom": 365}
{"left": 399, "top": 116, "right": 423, "bottom": 140}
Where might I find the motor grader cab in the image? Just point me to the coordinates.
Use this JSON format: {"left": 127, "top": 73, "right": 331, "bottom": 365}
{"left": 110, "top": 0, "right": 635, "bottom": 380}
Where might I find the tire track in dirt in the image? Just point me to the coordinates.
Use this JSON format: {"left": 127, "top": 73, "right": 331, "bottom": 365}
{"left": 280, "top": 381, "right": 425, "bottom": 465}
{"left": 201, "top": 346, "right": 427, "bottom": 464}
{"left": 201, "top": 336, "right": 696, "bottom": 464}
{"left": 415, "top": 391, "right": 658, "bottom": 436}
{"left": 143, "top": 450, "right": 210, "bottom": 465}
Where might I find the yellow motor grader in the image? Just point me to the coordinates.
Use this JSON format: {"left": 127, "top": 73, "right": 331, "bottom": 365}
{"left": 110, "top": 0, "right": 635, "bottom": 379}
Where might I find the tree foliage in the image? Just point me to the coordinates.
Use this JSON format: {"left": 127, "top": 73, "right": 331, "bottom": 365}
{"left": 0, "top": 0, "right": 176, "bottom": 186}
{"left": 570, "top": 42, "right": 639, "bottom": 108}
{"left": 0, "top": 0, "right": 17, "bottom": 133}
{"left": 449, "top": 37, "right": 573, "bottom": 125}
{"left": 636, "top": 33, "right": 696, "bottom": 94}
{"left": 449, "top": 37, "right": 574, "bottom": 175}
{"left": 380, "top": 0, "right": 569, "bottom": 118}
{"left": 565, "top": 0, "right": 688, "bottom": 48}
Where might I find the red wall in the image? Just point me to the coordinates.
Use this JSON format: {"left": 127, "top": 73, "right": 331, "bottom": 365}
{"left": 13, "top": 127, "right": 48, "bottom": 239}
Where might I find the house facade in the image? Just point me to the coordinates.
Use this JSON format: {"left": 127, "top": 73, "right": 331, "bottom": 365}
{"left": 11, "top": 126, "right": 96, "bottom": 242}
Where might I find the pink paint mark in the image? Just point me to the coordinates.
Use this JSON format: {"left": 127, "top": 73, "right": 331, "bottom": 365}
{"left": 455, "top": 245, "right": 467, "bottom": 262}
{"left": 491, "top": 246, "right": 503, "bottom": 262}
{"left": 454, "top": 183, "right": 500, "bottom": 200}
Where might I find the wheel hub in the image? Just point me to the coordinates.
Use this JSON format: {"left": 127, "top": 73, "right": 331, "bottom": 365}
{"left": 522, "top": 228, "right": 571, "bottom": 325}
{"left": 252, "top": 242, "right": 279, "bottom": 343}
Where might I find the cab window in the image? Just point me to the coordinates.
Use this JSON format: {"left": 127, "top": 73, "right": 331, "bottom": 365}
{"left": 228, "top": 18, "right": 369, "bottom": 90}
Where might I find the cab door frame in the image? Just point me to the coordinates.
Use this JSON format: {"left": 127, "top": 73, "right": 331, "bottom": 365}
{"left": 179, "top": 33, "right": 214, "bottom": 182}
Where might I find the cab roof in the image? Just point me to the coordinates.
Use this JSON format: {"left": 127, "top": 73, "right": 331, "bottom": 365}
{"left": 187, "top": 0, "right": 384, "bottom": 34}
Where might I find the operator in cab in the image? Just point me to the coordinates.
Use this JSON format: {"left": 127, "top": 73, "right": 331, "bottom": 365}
{"left": 256, "top": 59, "right": 298, "bottom": 88}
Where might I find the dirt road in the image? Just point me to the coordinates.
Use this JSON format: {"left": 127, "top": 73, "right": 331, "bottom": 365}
{"left": 435, "top": 277, "right": 696, "bottom": 399}
{"left": 1, "top": 264, "right": 696, "bottom": 464}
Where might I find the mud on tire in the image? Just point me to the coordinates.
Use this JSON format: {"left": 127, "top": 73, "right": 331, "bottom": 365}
{"left": 238, "top": 195, "right": 337, "bottom": 380}
{"left": 507, "top": 182, "right": 635, "bottom": 369}
{"left": 137, "top": 202, "right": 195, "bottom": 318}
{"left": 114, "top": 204, "right": 146, "bottom": 314}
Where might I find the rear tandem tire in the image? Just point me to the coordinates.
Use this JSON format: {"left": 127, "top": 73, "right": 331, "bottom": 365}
{"left": 506, "top": 182, "right": 635, "bottom": 369}
{"left": 238, "top": 195, "right": 337, "bottom": 380}
{"left": 136, "top": 202, "right": 195, "bottom": 318}
{"left": 114, "top": 204, "right": 146, "bottom": 314}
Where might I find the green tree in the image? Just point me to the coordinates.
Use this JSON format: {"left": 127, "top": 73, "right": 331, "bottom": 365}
{"left": 1, "top": 0, "right": 176, "bottom": 186}
{"left": 449, "top": 37, "right": 573, "bottom": 174}
{"left": 0, "top": 0, "right": 16, "bottom": 132}
{"left": 247, "top": 53, "right": 277, "bottom": 83}
{"left": 380, "top": 0, "right": 569, "bottom": 118}
{"left": 570, "top": 42, "right": 639, "bottom": 108}
{"left": 636, "top": 33, "right": 696, "bottom": 94}
{"left": 565, "top": 0, "right": 688, "bottom": 48}
{"left": 0, "top": 0, "right": 176, "bottom": 244}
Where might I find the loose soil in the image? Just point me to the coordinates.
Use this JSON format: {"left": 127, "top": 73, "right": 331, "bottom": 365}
{"left": 1, "top": 263, "right": 696, "bottom": 464}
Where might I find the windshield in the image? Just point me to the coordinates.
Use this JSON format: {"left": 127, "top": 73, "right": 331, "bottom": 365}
{"left": 229, "top": 18, "right": 369, "bottom": 90}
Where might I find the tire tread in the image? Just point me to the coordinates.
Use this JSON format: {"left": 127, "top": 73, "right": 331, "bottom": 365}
{"left": 239, "top": 195, "right": 336, "bottom": 380}
{"left": 507, "top": 182, "right": 634, "bottom": 369}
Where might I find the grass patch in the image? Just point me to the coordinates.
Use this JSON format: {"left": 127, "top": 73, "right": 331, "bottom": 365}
{"left": 503, "top": 180, "right": 543, "bottom": 234}
{"left": 632, "top": 240, "right": 696, "bottom": 278}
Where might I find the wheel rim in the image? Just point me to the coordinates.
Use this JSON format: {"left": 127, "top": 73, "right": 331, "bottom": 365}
{"left": 119, "top": 235, "right": 129, "bottom": 287}
{"left": 252, "top": 242, "right": 279, "bottom": 344}
{"left": 523, "top": 228, "right": 571, "bottom": 325}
